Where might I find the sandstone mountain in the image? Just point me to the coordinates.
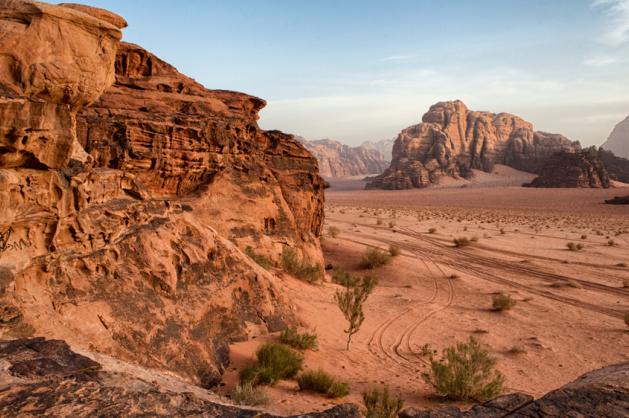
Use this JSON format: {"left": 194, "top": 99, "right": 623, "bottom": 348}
{"left": 361, "top": 138, "right": 395, "bottom": 161}
{"left": 0, "top": 0, "right": 324, "bottom": 390}
{"left": 299, "top": 138, "right": 388, "bottom": 177}
{"left": 525, "top": 148, "right": 611, "bottom": 188}
{"left": 366, "top": 100, "right": 580, "bottom": 189}
{"left": 602, "top": 115, "right": 629, "bottom": 159}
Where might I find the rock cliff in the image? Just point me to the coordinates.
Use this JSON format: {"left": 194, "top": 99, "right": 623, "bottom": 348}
{"left": 299, "top": 138, "right": 388, "bottom": 177}
{"left": 602, "top": 115, "right": 629, "bottom": 159}
{"left": 366, "top": 101, "right": 579, "bottom": 189}
{"left": 0, "top": 0, "right": 324, "bottom": 389}
{"left": 361, "top": 138, "right": 395, "bottom": 161}
{"left": 526, "top": 148, "right": 611, "bottom": 188}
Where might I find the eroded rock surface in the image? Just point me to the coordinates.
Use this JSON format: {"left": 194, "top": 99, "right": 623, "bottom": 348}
{"left": 602, "top": 115, "right": 629, "bottom": 159}
{"left": 0, "top": 338, "right": 361, "bottom": 417}
{"left": 0, "top": 0, "right": 324, "bottom": 389}
{"left": 526, "top": 148, "right": 610, "bottom": 188}
{"left": 367, "top": 101, "right": 579, "bottom": 189}
{"left": 299, "top": 138, "right": 389, "bottom": 177}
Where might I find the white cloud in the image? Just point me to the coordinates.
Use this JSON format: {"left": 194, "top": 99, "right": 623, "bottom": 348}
{"left": 378, "top": 54, "right": 414, "bottom": 62}
{"left": 593, "top": 0, "right": 629, "bottom": 46}
{"left": 582, "top": 55, "right": 622, "bottom": 66}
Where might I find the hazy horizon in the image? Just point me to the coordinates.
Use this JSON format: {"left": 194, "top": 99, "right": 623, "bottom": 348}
{"left": 86, "top": 0, "right": 629, "bottom": 147}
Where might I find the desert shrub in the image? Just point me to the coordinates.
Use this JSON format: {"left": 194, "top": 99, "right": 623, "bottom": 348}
{"left": 297, "top": 369, "right": 349, "bottom": 398}
{"left": 618, "top": 263, "right": 628, "bottom": 268}
{"left": 327, "top": 226, "right": 340, "bottom": 238}
{"left": 623, "top": 278, "right": 629, "bottom": 288}
{"left": 332, "top": 269, "right": 358, "bottom": 287}
{"left": 492, "top": 293, "right": 516, "bottom": 311}
{"left": 336, "top": 274, "right": 378, "bottom": 349}
{"left": 607, "top": 239, "right": 616, "bottom": 246}
{"left": 239, "top": 343, "right": 303, "bottom": 386}
{"left": 422, "top": 337, "right": 504, "bottom": 402}
{"left": 581, "top": 235, "right": 587, "bottom": 240}
{"left": 362, "top": 386, "right": 404, "bottom": 418}
{"left": 230, "top": 382, "right": 269, "bottom": 406}
{"left": 566, "top": 242, "right": 584, "bottom": 251}
{"left": 453, "top": 237, "right": 471, "bottom": 247}
{"left": 625, "top": 312, "right": 629, "bottom": 328}
{"left": 428, "top": 228, "right": 437, "bottom": 234}
{"left": 280, "top": 327, "right": 318, "bottom": 350}
{"left": 388, "top": 244, "right": 401, "bottom": 257}
{"left": 388, "top": 221, "right": 395, "bottom": 228}
{"left": 245, "top": 246, "right": 273, "bottom": 270}
{"left": 376, "top": 218, "right": 383, "bottom": 226}
{"left": 508, "top": 345, "right": 527, "bottom": 355}
{"left": 281, "top": 247, "right": 322, "bottom": 283}
{"left": 360, "top": 247, "right": 391, "bottom": 269}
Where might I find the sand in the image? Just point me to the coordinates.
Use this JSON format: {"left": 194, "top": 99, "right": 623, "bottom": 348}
{"left": 222, "top": 178, "right": 629, "bottom": 415}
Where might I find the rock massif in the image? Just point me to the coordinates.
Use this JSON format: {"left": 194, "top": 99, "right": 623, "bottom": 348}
{"left": 361, "top": 138, "right": 395, "bottom": 161}
{"left": 366, "top": 101, "right": 579, "bottom": 189}
{"left": 602, "top": 115, "right": 629, "bottom": 159}
{"left": 0, "top": 0, "right": 324, "bottom": 390}
{"left": 526, "top": 148, "right": 611, "bottom": 188}
{"left": 299, "top": 138, "right": 389, "bottom": 177}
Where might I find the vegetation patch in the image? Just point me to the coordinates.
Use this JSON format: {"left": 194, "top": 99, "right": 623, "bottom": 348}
{"left": 239, "top": 343, "right": 303, "bottom": 386}
{"left": 279, "top": 327, "right": 318, "bottom": 350}
{"left": 297, "top": 369, "right": 349, "bottom": 398}
{"left": 422, "top": 337, "right": 504, "bottom": 402}
{"left": 336, "top": 274, "right": 378, "bottom": 349}
{"left": 244, "top": 246, "right": 273, "bottom": 270}
{"left": 281, "top": 247, "right": 322, "bottom": 283}
{"left": 492, "top": 293, "right": 516, "bottom": 311}
{"left": 360, "top": 247, "right": 391, "bottom": 269}
{"left": 362, "top": 385, "right": 404, "bottom": 418}
{"left": 229, "top": 382, "right": 269, "bottom": 406}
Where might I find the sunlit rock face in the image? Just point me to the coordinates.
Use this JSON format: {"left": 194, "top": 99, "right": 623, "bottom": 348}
{"left": 0, "top": 0, "right": 324, "bottom": 388}
{"left": 367, "top": 100, "right": 580, "bottom": 189}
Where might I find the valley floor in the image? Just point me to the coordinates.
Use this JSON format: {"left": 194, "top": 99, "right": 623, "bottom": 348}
{"left": 224, "top": 182, "right": 629, "bottom": 415}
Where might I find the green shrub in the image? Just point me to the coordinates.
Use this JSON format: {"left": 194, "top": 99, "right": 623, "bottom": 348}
{"left": 566, "top": 242, "right": 584, "bottom": 251}
{"left": 492, "top": 293, "right": 516, "bottom": 311}
{"left": 388, "top": 244, "right": 401, "bottom": 257}
{"left": 245, "top": 246, "right": 273, "bottom": 270}
{"left": 332, "top": 269, "right": 359, "bottom": 287}
{"left": 360, "top": 247, "right": 391, "bottom": 269}
{"left": 422, "top": 337, "right": 504, "bottom": 402}
{"left": 281, "top": 247, "right": 322, "bottom": 283}
{"left": 230, "top": 382, "right": 269, "bottom": 406}
{"left": 362, "top": 386, "right": 404, "bottom": 418}
{"left": 297, "top": 369, "right": 349, "bottom": 398}
{"left": 280, "top": 327, "right": 318, "bottom": 350}
{"left": 453, "top": 237, "right": 471, "bottom": 247}
{"left": 239, "top": 343, "right": 303, "bottom": 386}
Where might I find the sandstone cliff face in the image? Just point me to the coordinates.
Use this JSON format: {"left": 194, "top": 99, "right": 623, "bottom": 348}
{"left": 598, "top": 148, "right": 629, "bottom": 183}
{"left": 602, "top": 115, "right": 629, "bottom": 159}
{"left": 300, "top": 138, "right": 388, "bottom": 177}
{"left": 0, "top": 0, "right": 324, "bottom": 389}
{"left": 361, "top": 138, "right": 395, "bottom": 161}
{"left": 526, "top": 148, "right": 611, "bottom": 188}
{"left": 366, "top": 101, "right": 579, "bottom": 189}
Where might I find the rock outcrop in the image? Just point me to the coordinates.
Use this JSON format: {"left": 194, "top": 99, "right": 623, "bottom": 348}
{"left": 526, "top": 148, "right": 611, "bottom": 188}
{"left": 366, "top": 100, "right": 579, "bottom": 189}
{"left": 605, "top": 195, "right": 629, "bottom": 204}
{"left": 400, "top": 361, "right": 629, "bottom": 418}
{"left": 361, "top": 138, "right": 395, "bottom": 161}
{"left": 299, "top": 138, "right": 388, "bottom": 177}
{"left": 0, "top": 0, "right": 324, "bottom": 389}
{"left": 0, "top": 337, "right": 361, "bottom": 417}
{"left": 598, "top": 148, "right": 629, "bottom": 183}
{"left": 602, "top": 115, "right": 629, "bottom": 159}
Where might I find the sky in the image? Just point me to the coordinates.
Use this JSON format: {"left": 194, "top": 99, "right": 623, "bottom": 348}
{"left": 86, "top": 0, "right": 629, "bottom": 147}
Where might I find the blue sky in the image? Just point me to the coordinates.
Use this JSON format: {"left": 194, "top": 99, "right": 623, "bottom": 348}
{"left": 87, "top": 0, "right": 629, "bottom": 146}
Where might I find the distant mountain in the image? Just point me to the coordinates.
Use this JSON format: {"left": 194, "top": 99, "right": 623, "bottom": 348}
{"left": 367, "top": 100, "right": 580, "bottom": 189}
{"left": 601, "top": 115, "right": 629, "bottom": 159}
{"left": 299, "top": 138, "right": 389, "bottom": 178}
{"left": 361, "top": 138, "right": 395, "bottom": 161}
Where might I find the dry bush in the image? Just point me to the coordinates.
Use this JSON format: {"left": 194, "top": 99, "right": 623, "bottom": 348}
{"left": 280, "top": 327, "right": 317, "bottom": 350}
{"left": 566, "top": 242, "right": 584, "bottom": 251}
{"left": 327, "top": 226, "right": 340, "bottom": 238}
{"left": 281, "top": 247, "right": 322, "bottom": 283}
{"left": 388, "top": 244, "right": 401, "bottom": 257}
{"left": 239, "top": 343, "right": 303, "bottom": 386}
{"left": 245, "top": 246, "right": 273, "bottom": 270}
{"left": 335, "top": 274, "right": 378, "bottom": 350}
{"left": 360, "top": 247, "right": 391, "bottom": 269}
{"left": 297, "top": 369, "right": 349, "bottom": 398}
{"left": 453, "top": 237, "right": 471, "bottom": 247}
{"left": 230, "top": 382, "right": 269, "bottom": 406}
{"left": 362, "top": 386, "right": 404, "bottom": 418}
{"left": 492, "top": 293, "right": 516, "bottom": 311}
{"left": 428, "top": 228, "right": 437, "bottom": 234}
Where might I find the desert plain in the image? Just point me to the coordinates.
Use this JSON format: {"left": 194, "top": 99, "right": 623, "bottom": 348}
{"left": 223, "top": 175, "right": 629, "bottom": 415}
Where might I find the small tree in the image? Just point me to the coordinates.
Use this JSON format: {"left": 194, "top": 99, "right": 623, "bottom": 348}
{"left": 335, "top": 274, "right": 378, "bottom": 350}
